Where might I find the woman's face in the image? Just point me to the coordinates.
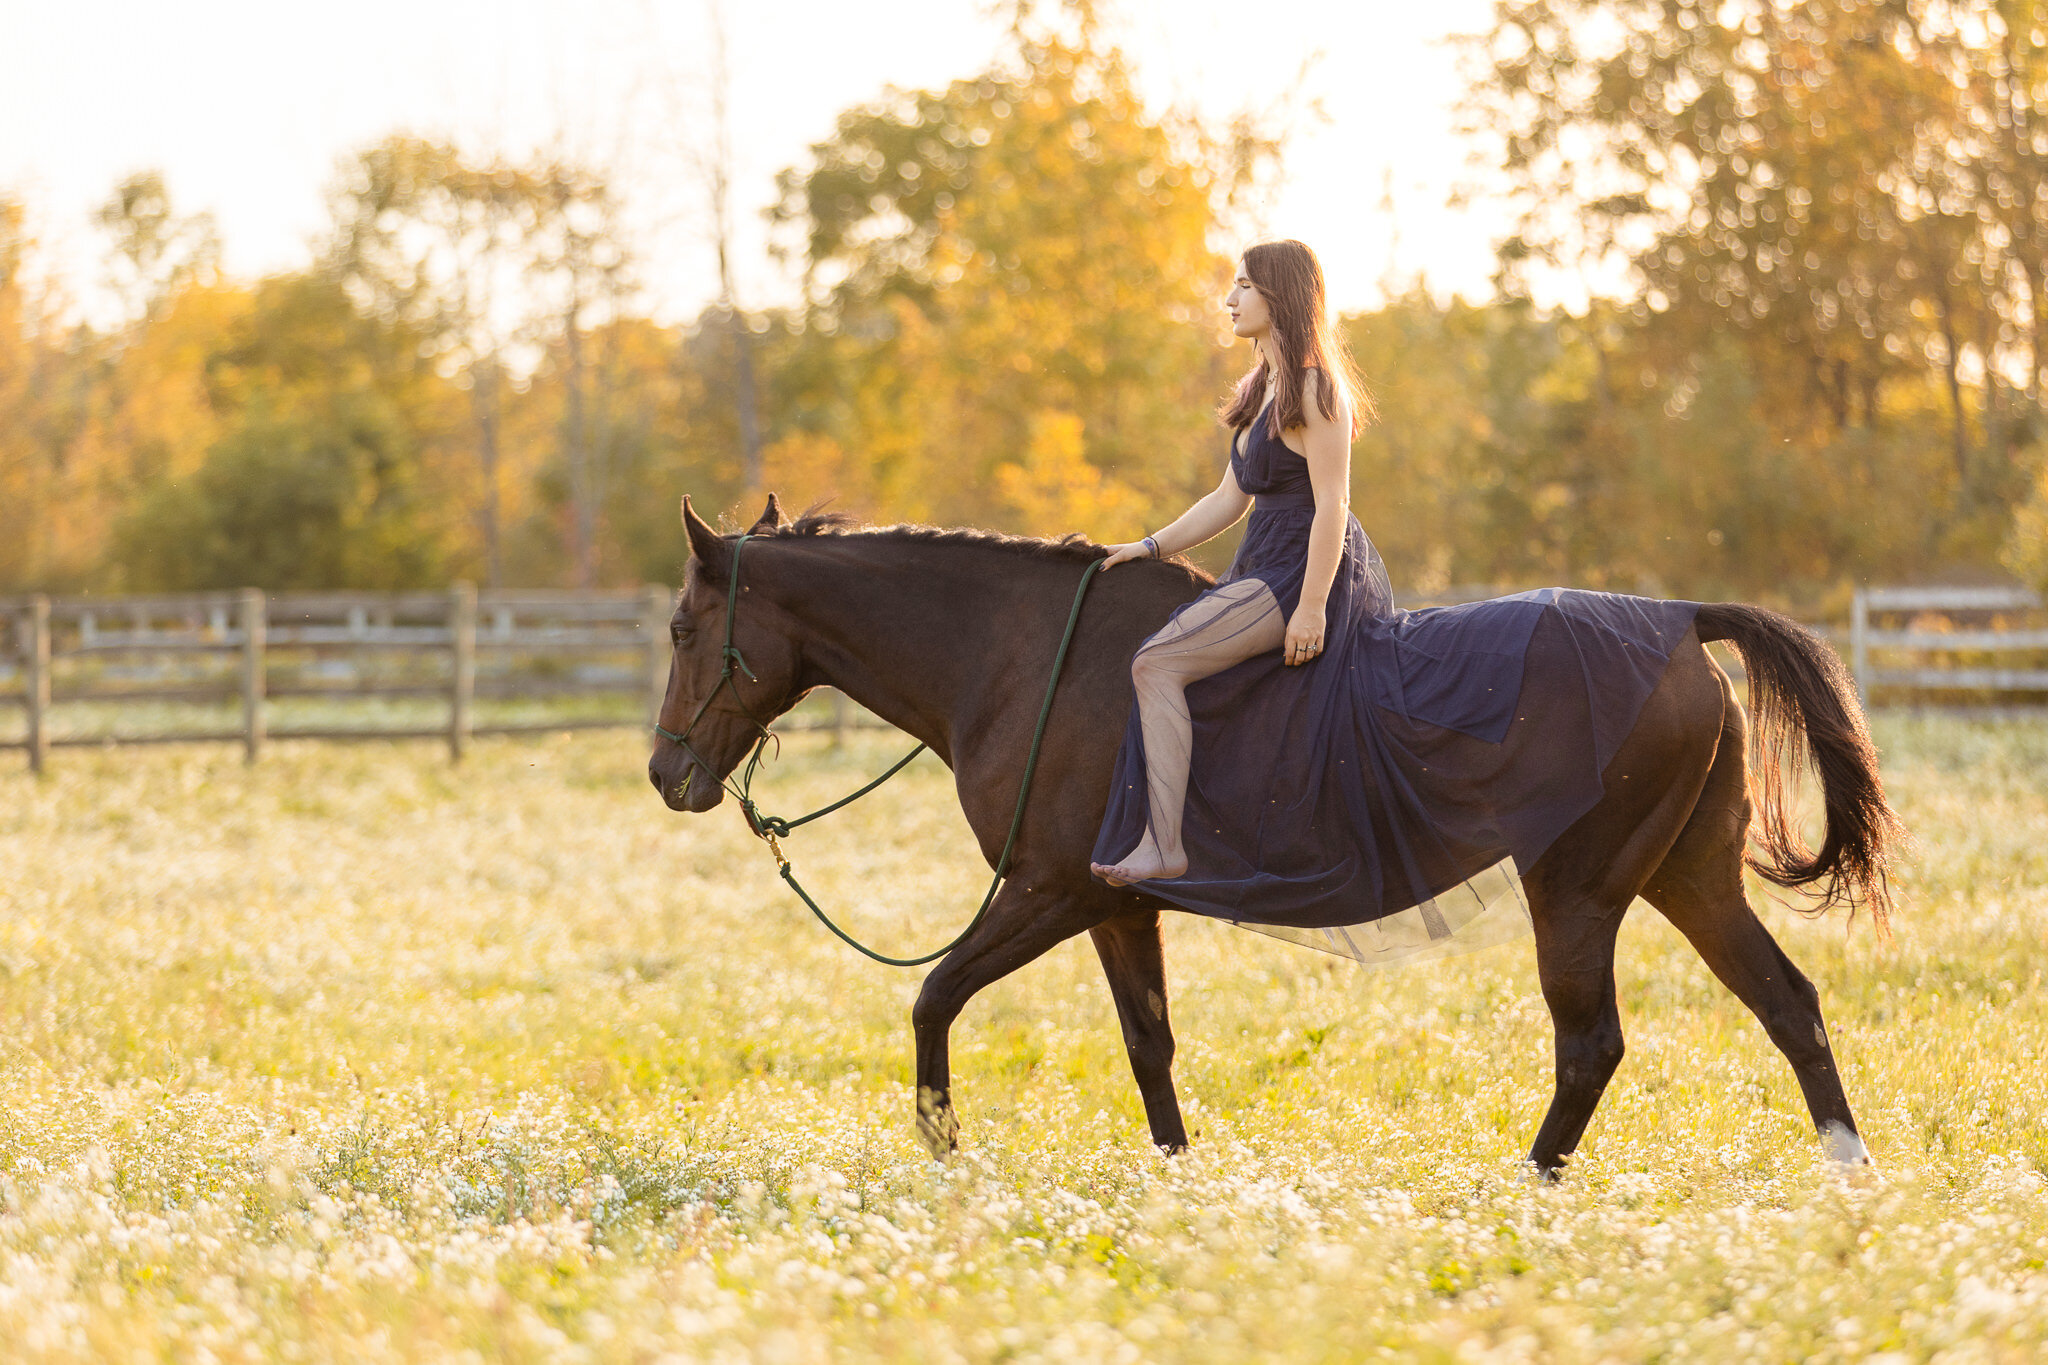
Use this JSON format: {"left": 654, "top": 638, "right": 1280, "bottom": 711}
{"left": 1226, "top": 262, "right": 1271, "bottom": 341}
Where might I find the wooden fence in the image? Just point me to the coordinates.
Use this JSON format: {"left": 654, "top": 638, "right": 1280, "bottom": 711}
{"left": 4, "top": 582, "right": 2040, "bottom": 769}
{"left": 1850, "top": 584, "right": 2048, "bottom": 707}
{"left": 0, "top": 586, "right": 876, "bottom": 772}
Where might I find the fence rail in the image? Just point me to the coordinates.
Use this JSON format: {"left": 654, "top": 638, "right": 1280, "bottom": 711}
{"left": 4, "top": 581, "right": 2040, "bottom": 769}
{"left": 1850, "top": 585, "right": 2048, "bottom": 705}
{"left": 0, "top": 585, "right": 879, "bottom": 771}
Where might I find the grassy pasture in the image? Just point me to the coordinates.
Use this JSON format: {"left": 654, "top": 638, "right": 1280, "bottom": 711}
{"left": 0, "top": 718, "right": 2043, "bottom": 1361}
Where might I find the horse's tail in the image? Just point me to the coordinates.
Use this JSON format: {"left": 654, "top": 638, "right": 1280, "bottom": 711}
{"left": 1695, "top": 602, "right": 1907, "bottom": 937}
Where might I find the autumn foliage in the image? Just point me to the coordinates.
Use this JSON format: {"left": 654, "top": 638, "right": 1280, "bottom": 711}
{"left": 2, "top": 6, "right": 2044, "bottom": 606}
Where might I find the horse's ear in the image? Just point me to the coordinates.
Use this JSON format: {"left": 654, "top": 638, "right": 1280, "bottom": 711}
{"left": 681, "top": 495, "right": 732, "bottom": 583}
{"left": 748, "top": 492, "right": 786, "bottom": 534}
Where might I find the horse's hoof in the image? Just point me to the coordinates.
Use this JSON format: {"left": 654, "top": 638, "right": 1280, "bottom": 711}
{"left": 915, "top": 1085, "right": 959, "bottom": 1160}
{"left": 1821, "top": 1120, "right": 1874, "bottom": 1168}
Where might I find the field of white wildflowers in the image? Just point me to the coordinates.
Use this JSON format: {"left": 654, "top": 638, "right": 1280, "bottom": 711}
{"left": 0, "top": 716, "right": 2043, "bottom": 1362}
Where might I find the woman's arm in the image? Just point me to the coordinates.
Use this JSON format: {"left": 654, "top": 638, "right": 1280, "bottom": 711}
{"left": 1284, "top": 372, "right": 1352, "bottom": 665}
{"left": 1100, "top": 460, "right": 1254, "bottom": 568}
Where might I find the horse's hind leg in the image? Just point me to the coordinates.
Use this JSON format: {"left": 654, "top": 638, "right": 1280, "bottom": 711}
{"left": 1521, "top": 637, "right": 1725, "bottom": 1175}
{"left": 1642, "top": 683, "right": 1866, "bottom": 1161}
{"left": 1089, "top": 912, "right": 1187, "bottom": 1153}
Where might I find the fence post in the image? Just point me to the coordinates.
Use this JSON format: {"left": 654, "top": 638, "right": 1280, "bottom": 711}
{"left": 1850, "top": 587, "right": 1870, "bottom": 709}
{"left": 240, "top": 588, "right": 266, "bottom": 764}
{"left": 449, "top": 582, "right": 476, "bottom": 762}
{"left": 645, "top": 584, "right": 672, "bottom": 725}
{"left": 24, "top": 596, "right": 49, "bottom": 775}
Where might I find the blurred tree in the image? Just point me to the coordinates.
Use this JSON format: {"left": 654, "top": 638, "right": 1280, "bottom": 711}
{"left": 112, "top": 273, "right": 451, "bottom": 589}
{"left": 0, "top": 186, "right": 236, "bottom": 592}
{"left": 68, "top": 177, "right": 239, "bottom": 584}
{"left": 326, "top": 138, "right": 645, "bottom": 589}
{"left": 1466, "top": 0, "right": 2047, "bottom": 589}
{"left": 1348, "top": 292, "right": 1550, "bottom": 592}
{"left": 0, "top": 196, "right": 63, "bottom": 589}
{"left": 696, "top": 0, "right": 763, "bottom": 495}
{"left": 525, "top": 160, "right": 637, "bottom": 588}
{"left": 2006, "top": 468, "right": 2048, "bottom": 591}
{"left": 96, "top": 171, "right": 219, "bottom": 324}
{"left": 771, "top": 2, "right": 1270, "bottom": 540}
{"left": 1473, "top": 1, "right": 1925, "bottom": 421}
{"left": 506, "top": 309, "right": 671, "bottom": 589}
{"left": 994, "top": 409, "right": 1147, "bottom": 531}
{"left": 14, "top": 7, "right": 2044, "bottom": 604}
{"left": 327, "top": 137, "right": 545, "bottom": 586}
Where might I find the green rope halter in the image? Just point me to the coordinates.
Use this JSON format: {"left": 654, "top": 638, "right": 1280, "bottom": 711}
{"left": 655, "top": 533, "right": 1106, "bottom": 966}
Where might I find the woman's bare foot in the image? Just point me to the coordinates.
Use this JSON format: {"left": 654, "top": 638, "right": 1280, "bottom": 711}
{"left": 1090, "top": 835, "right": 1188, "bottom": 887}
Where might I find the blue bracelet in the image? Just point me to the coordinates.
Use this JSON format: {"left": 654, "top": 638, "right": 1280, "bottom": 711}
{"left": 1142, "top": 536, "right": 1160, "bottom": 559}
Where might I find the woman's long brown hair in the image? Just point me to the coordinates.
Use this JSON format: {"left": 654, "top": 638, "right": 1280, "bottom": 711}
{"left": 1218, "top": 240, "right": 1374, "bottom": 439}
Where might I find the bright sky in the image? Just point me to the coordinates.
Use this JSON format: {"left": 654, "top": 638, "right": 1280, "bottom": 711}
{"left": 0, "top": 0, "right": 1511, "bottom": 323}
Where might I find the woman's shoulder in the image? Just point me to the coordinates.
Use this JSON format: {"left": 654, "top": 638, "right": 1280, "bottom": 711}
{"left": 1298, "top": 365, "right": 1344, "bottom": 414}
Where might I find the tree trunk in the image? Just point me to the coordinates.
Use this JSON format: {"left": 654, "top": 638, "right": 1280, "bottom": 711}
{"left": 1995, "top": 25, "right": 2043, "bottom": 407}
{"left": 473, "top": 355, "right": 504, "bottom": 589}
{"left": 703, "top": 1, "right": 761, "bottom": 498}
{"left": 731, "top": 307, "right": 762, "bottom": 494}
{"left": 563, "top": 294, "right": 595, "bottom": 589}
{"left": 1978, "top": 303, "right": 2007, "bottom": 499}
{"left": 2028, "top": 258, "right": 2046, "bottom": 408}
{"left": 1933, "top": 287, "right": 1969, "bottom": 498}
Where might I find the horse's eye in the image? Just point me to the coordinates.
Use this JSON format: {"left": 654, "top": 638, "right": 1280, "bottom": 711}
{"left": 670, "top": 622, "right": 694, "bottom": 645}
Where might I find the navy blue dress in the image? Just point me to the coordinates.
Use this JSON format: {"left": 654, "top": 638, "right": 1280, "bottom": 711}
{"left": 1091, "top": 409, "right": 1702, "bottom": 964}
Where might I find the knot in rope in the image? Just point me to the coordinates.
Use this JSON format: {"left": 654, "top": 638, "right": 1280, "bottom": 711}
{"left": 744, "top": 803, "right": 793, "bottom": 840}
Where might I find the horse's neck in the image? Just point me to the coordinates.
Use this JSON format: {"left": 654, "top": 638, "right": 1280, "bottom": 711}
{"left": 806, "top": 633, "right": 960, "bottom": 764}
{"left": 774, "top": 545, "right": 1041, "bottom": 765}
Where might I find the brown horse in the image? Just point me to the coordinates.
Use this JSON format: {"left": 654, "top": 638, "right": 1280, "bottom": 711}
{"left": 649, "top": 495, "right": 1904, "bottom": 1174}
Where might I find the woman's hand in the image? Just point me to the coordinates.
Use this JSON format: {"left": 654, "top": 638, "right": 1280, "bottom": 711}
{"left": 1100, "top": 541, "right": 1154, "bottom": 569}
{"left": 1284, "top": 603, "right": 1327, "bottom": 665}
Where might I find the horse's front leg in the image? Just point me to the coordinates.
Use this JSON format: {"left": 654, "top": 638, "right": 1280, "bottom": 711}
{"left": 911, "top": 880, "right": 1100, "bottom": 1158}
{"left": 1089, "top": 912, "right": 1187, "bottom": 1153}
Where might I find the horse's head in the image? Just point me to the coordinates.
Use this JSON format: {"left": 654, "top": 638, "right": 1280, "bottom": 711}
{"left": 648, "top": 492, "right": 805, "bottom": 813}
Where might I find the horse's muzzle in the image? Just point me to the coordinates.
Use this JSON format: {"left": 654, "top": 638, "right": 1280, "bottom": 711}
{"left": 649, "top": 757, "right": 724, "bottom": 813}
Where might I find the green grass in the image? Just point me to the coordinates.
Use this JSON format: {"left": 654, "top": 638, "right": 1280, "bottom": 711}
{"left": 0, "top": 717, "right": 2042, "bottom": 1360}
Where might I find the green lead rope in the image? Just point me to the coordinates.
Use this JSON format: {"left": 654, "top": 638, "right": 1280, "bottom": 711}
{"left": 746, "top": 742, "right": 929, "bottom": 839}
{"left": 757, "top": 558, "right": 1106, "bottom": 967}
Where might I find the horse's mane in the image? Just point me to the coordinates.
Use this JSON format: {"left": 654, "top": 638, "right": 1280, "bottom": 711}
{"left": 740, "top": 511, "right": 1107, "bottom": 567}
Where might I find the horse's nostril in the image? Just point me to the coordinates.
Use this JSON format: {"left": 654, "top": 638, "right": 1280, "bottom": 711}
{"left": 648, "top": 766, "right": 664, "bottom": 792}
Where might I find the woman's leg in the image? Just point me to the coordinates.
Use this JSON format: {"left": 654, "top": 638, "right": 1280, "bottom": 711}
{"left": 1092, "top": 579, "right": 1287, "bottom": 885}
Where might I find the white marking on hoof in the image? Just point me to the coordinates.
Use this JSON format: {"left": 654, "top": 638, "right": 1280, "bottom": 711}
{"left": 1821, "top": 1120, "right": 1871, "bottom": 1166}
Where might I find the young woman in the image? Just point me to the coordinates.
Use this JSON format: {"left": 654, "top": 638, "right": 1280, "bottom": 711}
{"left": 1086, "top": 239, "right": 1700, "bottom": 963}
{"left": 1091, "top": 239, "right": 1384, "bottom": 886}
